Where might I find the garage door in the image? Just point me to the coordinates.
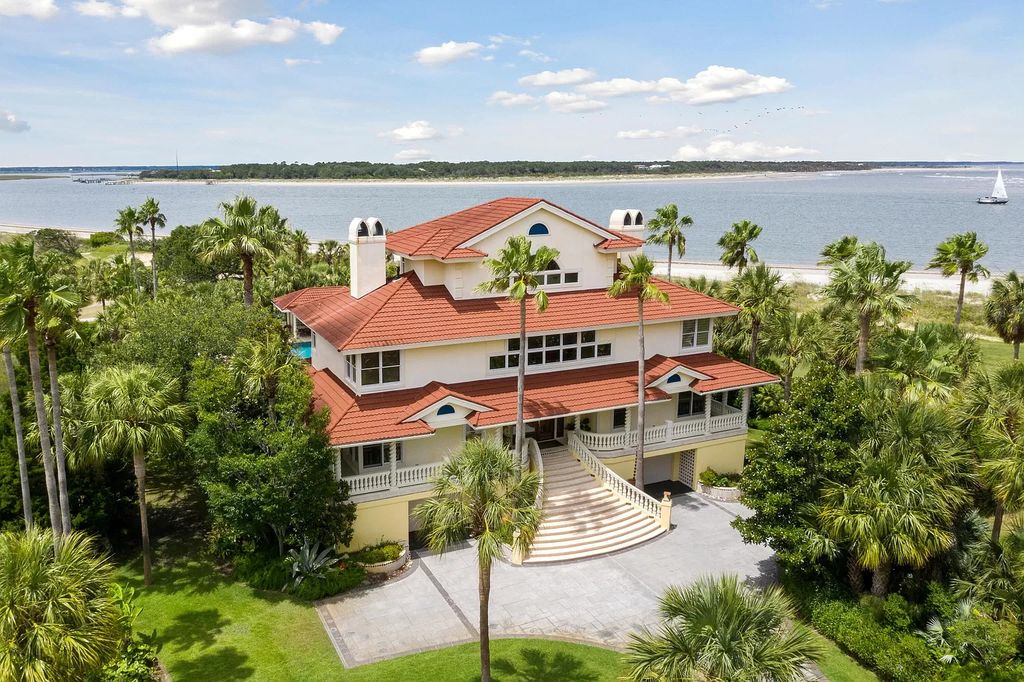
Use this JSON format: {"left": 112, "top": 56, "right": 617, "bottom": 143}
{"left": 645, "top": 454, "right": 673, "bottom": 484}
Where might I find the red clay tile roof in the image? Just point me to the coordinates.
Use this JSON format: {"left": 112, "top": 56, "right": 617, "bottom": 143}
{"left": 274, "top": 272, "right": 738, "bottom": 351}
{"left": 383, "top": 197, "right": 641, "bottom": 260}
{"left": 310, "top": 353, "right": 778, "bottom": 446}
{"left": 386, "top": 197, "right": 542, "bottom": 259}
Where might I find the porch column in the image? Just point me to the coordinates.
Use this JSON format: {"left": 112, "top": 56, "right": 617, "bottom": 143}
{"left": 291, "top": 314, "right": 297, "bottom": 338}
{"left": 334, "top": 448, "right": 341, "bottom": 481}
{"left": 625, "top": 408, "right": 632, "bottom": 432}
{"left": 742, "top": 388, "right": 751, "bottom": 420}
{"left": 574, "top": 414, "right": 582, "bottom": 431}
{"left": 389, "top": 442, "right": 398, "bottom": 489}
{"left": 704, "top": 392, "right": 713, "bottom": 435}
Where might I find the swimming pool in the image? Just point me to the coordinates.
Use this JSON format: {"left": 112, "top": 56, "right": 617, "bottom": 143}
{"left": 291, "top": 341, "right": 312, "bottom": 360}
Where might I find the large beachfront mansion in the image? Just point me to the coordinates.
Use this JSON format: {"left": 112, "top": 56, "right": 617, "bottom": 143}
{"left": 275, "top": 198, "right": 777, "bottom": 563}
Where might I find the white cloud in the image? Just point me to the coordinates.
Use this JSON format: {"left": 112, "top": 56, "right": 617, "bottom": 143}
{"left": 519, "top": 49, "right": 552, "bottom": 63}
{"left": 284, "top": 57, "right": 320, "bottom": 67}
{"left": 119, "top": 0, "right": 260, "bottom": 26}
{"left": 0, "top": 0, "right": 57, "bottom": 18}
{"left": 617, "top": 126, "right": 702, "bottom": 140}
{"left": 579, "top": 66, "right": 792, "bottom": 105}
{"left": 72, "top": 0, "right": 118, "bottom": 17}
{"left": 673, "top": 138, "right": 817, "bottom": 161}
{"left": 488, "top": 90, "right": 536, "bottom": 107}
{"left": 0, "top": 111, "right": 30, "bottom": 133}
{"left": 543, "top": 91, "right": 607, "bottom": 114}
{"left": 446, "top": 125, "right": 464, "bottom": 138}
{"left": 384, "top": 120, "right": 440, "bottom": 143}
{"left": 148, "top": 17, "right": 340, "bottom": 54}
{"left": 304, "top": 20, "right": 343, "bottom": 45}
{"left": 395, "top": 148, "right": 431, "bottom": 162}
{"left": 519, "top": 68, "right": 595, "bottom": 87}
{"left": 415, "top": 40, "right": 483, "bottom": 65}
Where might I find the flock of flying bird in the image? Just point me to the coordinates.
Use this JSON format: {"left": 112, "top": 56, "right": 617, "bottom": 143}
{"left": 692, "top": 104, "right": 810, "bottom": 135}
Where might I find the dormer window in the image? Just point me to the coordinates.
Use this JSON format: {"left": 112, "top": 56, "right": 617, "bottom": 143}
{"left": 528, "top": 223, "right": 549, "bottom": 236}
{"left": 346, "top": 350, "right": 401, "bottom": 387}
{"left": 537, "top": 260, "right": 579, "bottom": 287}
{"left": 436, "top": 404, "right": 456, "bottom": 416}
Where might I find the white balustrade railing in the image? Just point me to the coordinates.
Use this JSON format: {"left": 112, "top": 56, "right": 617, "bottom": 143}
{"left": 524, "top": 437, "right": 544, "bottom": 509}
{"left": 343, "top": 461, "right": 445, "bottom": 496}
{"left": 575, "top": 406, "right": 746, "bottom": 454}
{"left": 567, "top": 433, "right": 662, "bottom": 522}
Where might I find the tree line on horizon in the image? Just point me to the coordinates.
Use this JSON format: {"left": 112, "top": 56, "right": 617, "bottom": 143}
{"left": 140, "top": 159, "right": 885, "bottom": 181}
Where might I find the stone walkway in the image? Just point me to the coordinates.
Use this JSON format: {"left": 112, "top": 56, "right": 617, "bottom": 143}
{"left": 317, "top": 492, "right": 775, "bottom": 667}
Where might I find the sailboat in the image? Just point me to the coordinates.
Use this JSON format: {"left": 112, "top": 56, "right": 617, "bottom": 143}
{"left": 978, "top": 170, "right": 1009, "bottom": 204}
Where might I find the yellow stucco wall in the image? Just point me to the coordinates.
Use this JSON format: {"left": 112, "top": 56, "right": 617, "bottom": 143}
{"left": 596, "top": 433, "right": 748, "bottom": 486}
{"left": 343, "top": 490, "right": 433, "bottom": 550}
{"left": 402, "top": 425, "right": 464, "bottom": 466}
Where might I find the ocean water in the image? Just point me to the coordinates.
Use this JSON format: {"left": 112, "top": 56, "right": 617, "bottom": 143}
{"left": 1, "top": 168, "right": 1021, "bottom": 271}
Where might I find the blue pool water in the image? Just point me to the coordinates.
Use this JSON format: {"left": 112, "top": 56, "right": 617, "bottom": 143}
{"left": 291, "top": 341, "right": 312, "bottom": 360}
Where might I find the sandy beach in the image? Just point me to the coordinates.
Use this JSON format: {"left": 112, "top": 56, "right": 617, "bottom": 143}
{"left": 654, "top": 259, "right": 995, "bottom": 295}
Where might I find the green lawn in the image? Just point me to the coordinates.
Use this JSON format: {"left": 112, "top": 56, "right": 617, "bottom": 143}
{"left": 80, "top": 242, "right": 130, "bottom": 260}
{"left": 812, "top": 631, "right": 878, "bottom": 682}
{"left": 119, "top": 554, "right": 624, "bottom": 681}
{"left": 979, "top": 338, "right": 1017, "bottom": 373}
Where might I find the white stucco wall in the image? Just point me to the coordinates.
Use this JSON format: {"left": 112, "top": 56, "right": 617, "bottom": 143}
{"left": 402, "top": 426, "right": 465, "bottom": 466}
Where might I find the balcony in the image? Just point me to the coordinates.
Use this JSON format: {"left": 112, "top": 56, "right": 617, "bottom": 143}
{"left": 575, "top": 402, "right": 746, "bottom": 457}
{"left": 341, "top": 461, "right": 445, "bottom": 497}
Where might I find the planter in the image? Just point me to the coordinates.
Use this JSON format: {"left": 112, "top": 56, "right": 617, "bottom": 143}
{"left": 698, "top": 482, "right": 741, "bottom": 503}
{"left": 361, "top": 546, "right": 408, "bottom": 575}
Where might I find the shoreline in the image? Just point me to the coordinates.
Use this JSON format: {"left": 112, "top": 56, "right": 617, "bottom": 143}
{"left": 0, "top": 220, "right": 994, "bottom": 295}
{"left": 137, "top": 165, "right": 976, "bottom": 188}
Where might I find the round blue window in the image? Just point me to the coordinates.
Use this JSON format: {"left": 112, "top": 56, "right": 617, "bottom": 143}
{"left": 436, "top": 404, "right": 456, "bottom": 416}
{"left": 667, "top": 374, "right": 682, "bottom": 384}
{"left": 528, "top": 223, "right": 549, "bottom": 236}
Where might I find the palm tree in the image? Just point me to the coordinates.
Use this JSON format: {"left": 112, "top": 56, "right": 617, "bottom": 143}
{"left": 195, "top": 196, "right": 289, "bottom": 307}
{"left": 609, "top": 254, "right": 669, "bottom": 489}
{"left": 822, "top": 241, "right": 914, "bottom": 375}
{"left": 43, "top": 305, "right": 81, "bottom": 535}
{"left": 0, "top": 240, "right": 78, "bottom": 542}
{"left": 645, "top": 203, "right": 693, "bottom": 280}
{"left": 818, "top": 235, "right": 860, "bottom": 266}
{"left": 2, "top": 342, "right": 31, "bottom": 530}
{"left": 985, "top": 271, "right": 1024, "bottom": 361}
{"left": 871, "top": 324, "right": 975, "bottom": 401}
{"left": 477, "top": 236, "right": 560, "bottom": 457}
{"left": 229, "top": 332, "right": 297, "bottom": 424}
{"left": 927, "top": 232, "right": 990, "bottom": 327}
{"left": 292, "top": 229, "right": 311, "bottom": 265}
{"left": 625, "top": 574, "right": 821, "bottom": 682}
{"left": 960, "top": 363, "right": 1024, "bottom": 542}
{"left": 718, "top": 220, "right": 762, "bottom": 273}
{"left": 137, "top": 197, "right": 166, "bottom": 298}
{"left": 812, "top": 397, "right": 967, "bottom": 596}
{"left": 726, "top": 263, "right": 792, "bottom": 366}
{"left": 317, "top": 238, "right": 343, "bottom": 266}
{"left": 114, "top": 206, "right": 142, "bottom": 287}
{"left": 0, "top": 529, "right": 122, "bottom": 680}
{"left": 413, "top": 439, "right": 541, "bottom": 682}
{"left": 763, "top": 310, "right": 819, "bottom": 400}
{"left": 83, "top": 258, "right": 116, "bottom": 311}
{"left": 86, "top": 365, "right": 188, "bottom": 585}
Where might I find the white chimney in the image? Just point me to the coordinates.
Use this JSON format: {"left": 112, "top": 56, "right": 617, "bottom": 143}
{"left": 348, "top": 217, "right": 387, "bottom": 298}
{"left": 609, "top": 209, "right": 646, "bottom": 255}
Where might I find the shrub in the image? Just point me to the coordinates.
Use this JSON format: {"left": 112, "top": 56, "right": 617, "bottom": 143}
{"left": 233, "top": 552, "right": 289, "bottom": 591}
{"left": 88, "top": 232, "right": 121, "bottom": 247}
{"left": 924, "top": 581, "right": 958, "bottom": 624}
{"left": 810, "top": 597, "right": 940, "bottom": 682}
{"left": 943, "top": 662, "right": 1024, "bottom": 681}
{"left": 881, "top": 594, "right": 917, "bottom": 630}
{"left": 291, "top": 565, "right": 366, "bottom": 601}
{"left": 946, "top": 616, "right": 1019, "bottom": 666}
{"left": 699, "top": 468, "right": 741, "bottom": 488}
{"left": 349, "top": 541, "right": 404, "bottom": 565}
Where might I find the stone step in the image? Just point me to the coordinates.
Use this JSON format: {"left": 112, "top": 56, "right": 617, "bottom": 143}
{"left": 534, "top": 506, "right": 650, "bottom": 543}
{"left": 525, "top": 523, "right": 665, "bottom": 563}
{"left": 538, "top": 499, "right": 633, "bottom": 530}
{"left": 543, "top": 487, "right": 610, "bottom": 508}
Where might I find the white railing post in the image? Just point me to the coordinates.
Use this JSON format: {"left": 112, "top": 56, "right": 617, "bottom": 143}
{"left": 659, "top": 491, "right": 673, "bottom": 530}
{"left": 742, "top": 388, "right": 751, "bottom": 421}
{"left": 663, "top": 420, "right": 673, "bottom": 443}
{"left": 389, "top": 442, "right": 398, "bottom": 490}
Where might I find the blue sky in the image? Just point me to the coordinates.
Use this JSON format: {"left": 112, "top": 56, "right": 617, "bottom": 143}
{"left": 1, "top": 0, "right": 1022, "bottom": 166}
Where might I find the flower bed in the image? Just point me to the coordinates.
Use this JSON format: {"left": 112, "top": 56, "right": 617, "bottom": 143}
{"left": 698, "top": 468, "right": 742, "bottom": 502}
{"left": 348, "top": 541, "right": 408, "bottom": 575}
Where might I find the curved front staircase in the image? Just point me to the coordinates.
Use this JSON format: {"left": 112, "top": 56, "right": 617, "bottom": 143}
{"left": 523, "top": 446, "right": 667, "bottom": 564}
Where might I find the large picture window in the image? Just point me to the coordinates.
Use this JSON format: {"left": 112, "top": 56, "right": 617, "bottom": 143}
{"left": 361, "top": 442, "right": 403, "bottom": 469}
{"left": 682, "top": 319, "right": 712, "bottom": 349}
{"left": 489, "top": 330, "right": 610, "bottom": 371}
{"left": 360, "top": 350, "right": 401, "bottom": 386}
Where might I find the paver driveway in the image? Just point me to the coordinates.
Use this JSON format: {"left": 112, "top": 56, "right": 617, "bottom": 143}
{"left": 317, "top": 492, "right": 775, "bottom": 667}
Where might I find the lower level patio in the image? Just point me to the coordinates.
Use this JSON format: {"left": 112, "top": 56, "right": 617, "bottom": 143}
{"left": 316, "top": 491, "right": 775, "bottom": 667}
